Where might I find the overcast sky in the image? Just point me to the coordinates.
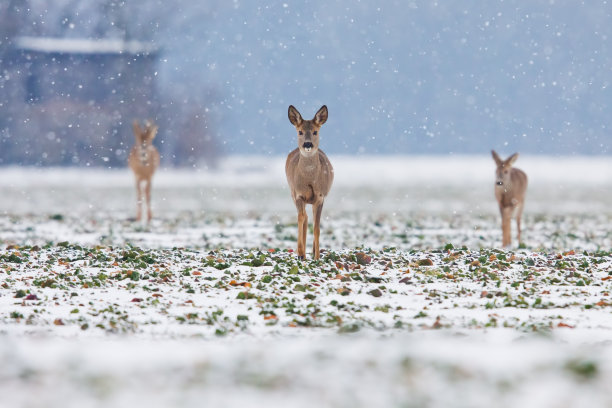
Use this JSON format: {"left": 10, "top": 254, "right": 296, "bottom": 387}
{"left": 12, "top": 1, "right": 612, "bottom": 155}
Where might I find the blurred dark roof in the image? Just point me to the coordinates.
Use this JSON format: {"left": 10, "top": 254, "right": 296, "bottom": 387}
{"left": 14, "top": 36, "right": 158, "bottom": 55}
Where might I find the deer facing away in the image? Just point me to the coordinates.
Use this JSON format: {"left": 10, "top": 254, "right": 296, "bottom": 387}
{"left": 128, "top": 120, "right": 160, "bottom": 222}
{"left": 492, "top": 150, "right": 528, "bottom": 247}
{"left": 286, "top": 105, "right": 334, "bottom": 260}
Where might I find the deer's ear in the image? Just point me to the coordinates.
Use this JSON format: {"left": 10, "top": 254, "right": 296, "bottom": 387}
{"left": 288, "top": 105, "right": 303, "bottom": 127}
{"left": 491, "top": 150, "right": 503, "bottom": 166}
{"left": 314, "top": 105, "right": 328, "bottom": 126}
{"left": 505, "top": 153, "right": 519, "bottom": 166}
{"left": 133, "top": 120, "right": 143, "bottom": 142}
{"left": 133, "top": 120, "right": 142, "bottom": 135}
{"left": 148, "top": 125, "right": 159, "bottom": 140}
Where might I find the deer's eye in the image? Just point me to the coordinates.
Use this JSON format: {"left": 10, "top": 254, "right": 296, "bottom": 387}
{"left": 313, "top": 131, "right": 317, "bottom": 135}
{"left": 299, "top": 131, "right": 303, "bottom": 135}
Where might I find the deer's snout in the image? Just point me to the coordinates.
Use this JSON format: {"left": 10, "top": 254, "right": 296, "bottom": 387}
{"left": 302, "top": 142, "right": 314, "bottom": 152}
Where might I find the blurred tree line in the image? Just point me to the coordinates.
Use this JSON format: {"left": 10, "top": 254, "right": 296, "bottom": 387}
{"left": 0, "top": 0, "right": 220, "bottom": 168}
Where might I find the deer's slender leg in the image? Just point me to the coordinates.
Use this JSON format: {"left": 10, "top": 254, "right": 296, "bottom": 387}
{"left": 145, "top": 178, "right": 153, "bottom": 222}
{"left": 295, "top": 197, "right": 307, "bottom": 259}
{"left": 501, "top": 206, "right": 512, "bottom": 247}
{"left": 312, "top": 199, "right": 324, "bottom": 260}
{"left": 135, "top": 179, "right": 143, "bottom": 221}
{"left": 516, "top": 203, "right": 524, "bottom": 246}
{"left": 301, "top": 211, "right": 308, "bottom": 258}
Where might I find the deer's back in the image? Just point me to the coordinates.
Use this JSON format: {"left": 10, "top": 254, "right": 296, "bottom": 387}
{"left": 285, "top": 149, "right": 334, "bottom": 202}
{"left": 511, "top": 168, "right": 528, "bottom": 196}
{"left": 128, "top": 146, "right": 160, "bottom": 179}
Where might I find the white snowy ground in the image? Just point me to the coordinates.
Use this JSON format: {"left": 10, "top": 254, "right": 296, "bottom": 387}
{"left": 0, "top": 155, "right": 611, "bottom": 408}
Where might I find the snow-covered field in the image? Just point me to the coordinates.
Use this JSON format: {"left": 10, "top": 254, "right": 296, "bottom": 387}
{"left": 0, "top": 156, "right": 611, "bottom": 408}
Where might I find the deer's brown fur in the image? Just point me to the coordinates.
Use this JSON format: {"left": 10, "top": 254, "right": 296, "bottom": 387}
{"left": 285, "top": 105, "right": 333, "bottom": 259}
{"left": 128, "top": 120, "right": 160, "bottom": 222}
{"left": 492, "top": 150, "right": 528, "bottom": 247}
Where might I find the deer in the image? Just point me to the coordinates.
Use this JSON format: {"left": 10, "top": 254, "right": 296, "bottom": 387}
{"left": 286, "top": 105, "right": 333, "bottom": 260}
{"left": 128, "top": 120, "right": 160, "bottom": 223}
{"left": 492, "top": 150, "right": 528, "bottom": 247}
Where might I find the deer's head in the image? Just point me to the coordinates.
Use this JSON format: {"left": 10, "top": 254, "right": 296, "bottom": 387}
{"left": 492, "top": 150, "right": 519, "bottom": 187}
{"left": 288, "top": 105, "right": 328, "bottom": 158}
{"left": 133, "top": 120, "right": 158, "bottom": 147}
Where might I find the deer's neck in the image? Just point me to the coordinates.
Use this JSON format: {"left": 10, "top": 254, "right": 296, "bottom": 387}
{"left": 298, "top": 153, "right": 320, "bottom": 176}
{"left": 496, "top": 182, "right": 514, "bottom": 198}
{"left": 505, "top": 169, "right": 523, "bottom": 192}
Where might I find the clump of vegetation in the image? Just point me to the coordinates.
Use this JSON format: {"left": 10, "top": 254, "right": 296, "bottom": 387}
{"left": 0, "top": 240, "right": 609, "bottom": 338}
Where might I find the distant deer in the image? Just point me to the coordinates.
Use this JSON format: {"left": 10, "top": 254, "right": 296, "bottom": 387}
{"left": 492, "top": 150, "right": 528, "bottom": 247}
{"left": 286, "top": 105, "right": 333, "bottom": 260}
{"left": 128, "top": 120, "right": 160, "bottom": 222}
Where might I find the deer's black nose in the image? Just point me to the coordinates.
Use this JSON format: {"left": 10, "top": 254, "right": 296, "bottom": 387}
{"left": 303, "top": 142, "right": 314, "bottom": 149}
